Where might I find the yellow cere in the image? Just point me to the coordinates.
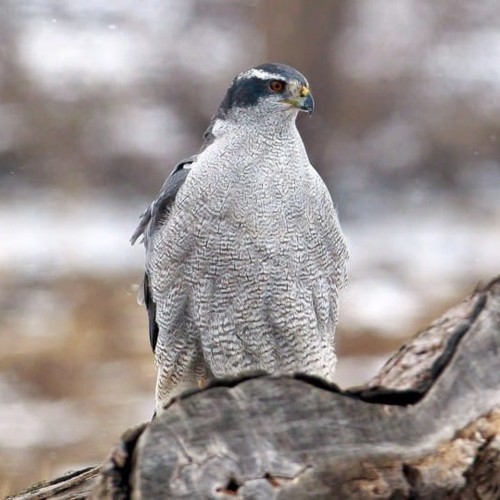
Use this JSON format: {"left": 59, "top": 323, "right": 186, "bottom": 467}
{"left": 300, "top": 86, "right": 310, "bottom": 97}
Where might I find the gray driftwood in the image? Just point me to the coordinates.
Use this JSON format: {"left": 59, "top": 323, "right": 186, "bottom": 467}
{"left": 10, "top": 277, "right": 500, "bottom": 499}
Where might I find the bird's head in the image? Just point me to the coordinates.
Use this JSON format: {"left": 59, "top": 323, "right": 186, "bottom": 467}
{"left": 216, "top": 63, "right": 314, "bottom": 121}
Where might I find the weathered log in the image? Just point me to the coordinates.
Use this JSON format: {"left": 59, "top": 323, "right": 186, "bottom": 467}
{"left": 10, "top": 277, "right": 500, "bottom": 499}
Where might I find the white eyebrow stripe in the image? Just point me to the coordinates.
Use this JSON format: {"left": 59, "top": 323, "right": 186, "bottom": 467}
{"left": 239, "top": 68, "right": 285, "bottom": 81}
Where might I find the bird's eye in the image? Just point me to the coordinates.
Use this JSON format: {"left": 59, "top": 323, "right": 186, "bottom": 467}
{"left": 269, "top": 80, "right": 286, "bottom": 93}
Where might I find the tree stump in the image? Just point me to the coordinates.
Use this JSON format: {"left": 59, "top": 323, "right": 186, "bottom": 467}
{"left": 10, "top": 277, "right": 500, "bottom": 499}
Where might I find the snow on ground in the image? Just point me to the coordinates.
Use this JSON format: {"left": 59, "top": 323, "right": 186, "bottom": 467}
{"left": 1, "top": 189, "right": 498, "bottom": 338}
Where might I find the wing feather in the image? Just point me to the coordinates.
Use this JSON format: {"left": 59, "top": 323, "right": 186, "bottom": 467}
{"left": 130, "top": 155, "right": 196, "bottom": 247}
{"left": 131, "top": 156, "right": 195, "bottom": 352}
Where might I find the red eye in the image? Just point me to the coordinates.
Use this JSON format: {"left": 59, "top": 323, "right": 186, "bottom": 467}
{"left": 269, "top": 80, "right": 285, "bottom": 93}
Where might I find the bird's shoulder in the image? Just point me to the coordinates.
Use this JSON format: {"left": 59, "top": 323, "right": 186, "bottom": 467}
{"left": 130, "top": 155, "right": 197, "bottom": 247}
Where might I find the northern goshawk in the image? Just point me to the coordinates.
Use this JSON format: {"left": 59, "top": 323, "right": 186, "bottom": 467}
{"left": 131, "top": 63, "right": 348, "bottom": 412}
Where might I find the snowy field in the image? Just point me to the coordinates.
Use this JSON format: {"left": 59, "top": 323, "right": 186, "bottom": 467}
{"left": 2, "top": 0, "right": 500, "bottom": 494}
{"left": 1, "top": 188, "right": 497, "bottom": 335}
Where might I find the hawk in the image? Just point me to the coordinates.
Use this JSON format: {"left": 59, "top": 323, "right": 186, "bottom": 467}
{"left": 131, "top": 63, "right": 348, "bottom": 412}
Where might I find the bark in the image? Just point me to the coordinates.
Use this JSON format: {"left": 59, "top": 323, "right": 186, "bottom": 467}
{"left": 9, "top": 277, "right": 500, "bottom": 500}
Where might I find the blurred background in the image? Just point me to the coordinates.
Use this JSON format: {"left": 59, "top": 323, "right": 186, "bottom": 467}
{"left": 1, "top": 0, "right": 499, "bottom": 494}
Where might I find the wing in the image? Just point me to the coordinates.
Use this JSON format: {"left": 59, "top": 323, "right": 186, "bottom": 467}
{"left": 131, "top": 156, "right": 196, "bottom": 352}
{"left": 142, "top": 272, "right": 159, "bottom": 351}
{"left": 130, "top": 155, "right": 196, "bottom": 247}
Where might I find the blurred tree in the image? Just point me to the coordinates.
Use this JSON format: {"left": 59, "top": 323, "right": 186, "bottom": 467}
{"left": 0, "top": 0, "right": 499, "bottom": 195}
{"left": 257, "top": 0, "right": 349, "bottom": 173}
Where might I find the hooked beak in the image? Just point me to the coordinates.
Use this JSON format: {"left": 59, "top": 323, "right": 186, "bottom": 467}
{"left": 283, "top": 85, "right": 315, "bottom": 115}
{"left": 298, "top": 91, "right": 315, "bottom": 115}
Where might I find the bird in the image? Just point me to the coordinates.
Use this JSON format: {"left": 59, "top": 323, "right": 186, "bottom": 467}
{"left": 131, "top": 63, "right": 348, "bottom": 413}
